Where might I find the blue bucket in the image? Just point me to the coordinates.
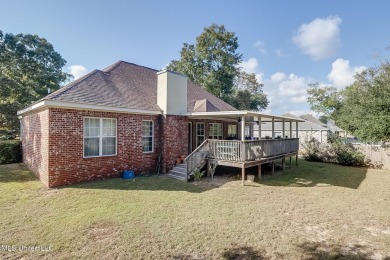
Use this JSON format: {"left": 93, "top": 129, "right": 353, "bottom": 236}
{"left": 122, "top": 170, "right": 135, "bottom": 179}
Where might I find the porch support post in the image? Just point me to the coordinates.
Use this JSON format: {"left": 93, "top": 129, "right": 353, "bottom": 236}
{"left": 241, "top": 116, "right": 246, "bottom": 141}
{"left": 289, "top": 121, "right": 292, "bottom": 138}
{"left": 295, "top": 121, "right": 298, "bottom": 139}
{"left": 242, "top": 165, "right": 245, "bottom": 186}
{"left": 282, "top": 158, "right": 285, "bottom": 172}
{"left": 296, "top": 154, "right": 298, "bottom": 166}
{"left": 258, "top": 116, "right": 262, "bottom": 139}
{"left": 282, "top": 119, "right": 285, "bottom": 138}
{"left": 258, "top": 163, "right": 261, "bottom": 180}
{"left": 272, "top": 161, "right": 275, "bottom": 175}
{"left": 290, "top": 156, "right": 292, "bottom": 168}
{"left": 272, "top": 118, "right": 275, "bottom": 139}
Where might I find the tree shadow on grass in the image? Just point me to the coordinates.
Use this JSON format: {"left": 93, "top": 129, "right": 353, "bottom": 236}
{"left": 64, "top": 175, "right": 211, "bottom": 193}
{"left": 0, "top": 163, "right": 37, "bottom": 183}
{"left": 221, "top": 245, "right": 270, "bottom": 260}
{"left": 259, "top": 159, "right": 368, "bottom": 189}
{"left": 298, "top": 241, "right": 389, "bottom": 260}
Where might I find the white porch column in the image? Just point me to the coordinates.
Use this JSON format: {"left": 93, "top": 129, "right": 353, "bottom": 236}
{"left": 282, "top": 119, "right": 285, "bottom": 138}
{"left": 258, "top": 116, "right": 261, "bottom": 139}
{"left": 272, "top": 118, "right": 275, "bottom": 139}
{"left": 289, "top": 121, "right": 292, "bottom": 138}
{"left": 241, "top": 116, "right": 246, "bottom": 141}
{"left": 295, "top": 121, "right": 299, "bottom": 138}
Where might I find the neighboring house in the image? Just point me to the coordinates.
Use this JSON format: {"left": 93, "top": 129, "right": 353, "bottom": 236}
{"left": 18, "top": 61, "right": 302, "bottom": 187}
{"left": 300, "top": 114, "right": 347, "bottom": 138}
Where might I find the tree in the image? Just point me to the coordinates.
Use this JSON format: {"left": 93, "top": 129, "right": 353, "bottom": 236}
{"left": 230, "top": 70, "right": 268, "bottom": 111}
{"left": 307, "top": 61, "right": 390, "bottom": 142}
{"left": 167, "top": 24, "right": 268, "bottom": 111}
{"left": 0, "top": 30, "right": 70, "bottom": 129}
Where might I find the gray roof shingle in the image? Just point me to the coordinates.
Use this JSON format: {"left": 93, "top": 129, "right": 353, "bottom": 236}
{"left": 43, "top": 61, "right": 236, "bottom": 112}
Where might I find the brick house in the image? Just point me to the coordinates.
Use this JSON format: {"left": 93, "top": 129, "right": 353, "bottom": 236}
{"left": 18, "top": 61, "right": 302, "bottom": 187}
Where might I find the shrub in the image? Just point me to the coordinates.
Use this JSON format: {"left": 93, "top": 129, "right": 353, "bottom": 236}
{"left": 301, "top": 137, "right": 330, "bottom": 162}
{"left": 0, "top": 141, "right": 22, "bottom": 164}
{"left": 193, "top": 169, "right": 205, "bottom": 181}
{"left": 332, "top": 140, "right": 365, "bottom": 166}
{"left": 301, "top": 136, "right": 365, "bottom": 166}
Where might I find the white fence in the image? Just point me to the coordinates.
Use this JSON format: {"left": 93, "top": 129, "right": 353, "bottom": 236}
{"left": 353, "top": 144, "right": 390, "bottom": 170}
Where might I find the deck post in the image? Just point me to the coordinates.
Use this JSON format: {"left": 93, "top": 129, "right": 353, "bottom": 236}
{"left": 206, "top": 160, "right": 210, "bottom": 177}
{"left": 258, "top": 163, "right": 261, "bottom": 180}
{"left": 289, "top": 121, "right": 292, "bottom": 138}
{"left": 272, "top": 161, "right": 275, "bottom": 175}
{"left": 258, "top": 116, "right": 261, "bottom": 139}
{"left": 242, "top": 166, "right": 245, "bottom": 186}
{"left": 272, "top": 118, "right": 275, "bottom": 139}
{"left": 295, "top": 154, "right": 298, "bottom": 166}
{"left": 289, "top": 156, "right": 292, "bottom": 168}
{"left": 295, "top": 121, "right": 298, "bottom": 139}
{"left": 241, "top": 116, "right": 246, "bottom": 141}
{"left": 282, "top": 119, "right": 285, "bottom": 138}
{"left": 282, "top": 158, "right": 285, "bottom": 172}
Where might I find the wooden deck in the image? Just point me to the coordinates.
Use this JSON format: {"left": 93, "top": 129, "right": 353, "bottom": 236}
{"left": 185, "top": 138, "right": 300, "bottom": 185}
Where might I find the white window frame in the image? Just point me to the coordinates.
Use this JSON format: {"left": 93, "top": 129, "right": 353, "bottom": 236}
{"left": 209, "top": 123, "right": 223, "bottom": 140}
{"left": 142, "top": 120, "right": 154, "bottom": 153}
{"left": 196, "top": 122, "right": 205, "bottom": 147}
{"left": 83, "top": 117, "right": 117, "bottom": 158}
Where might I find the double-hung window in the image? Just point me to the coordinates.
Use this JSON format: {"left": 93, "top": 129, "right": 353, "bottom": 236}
{"left": 209, "top": 123, "right": 223, "bottom": 140}
{"left": 142, "top": 120, "right": 154, "bottom": 153}
{"left": 84, "top": 117, "right": 117, "bottom": 157}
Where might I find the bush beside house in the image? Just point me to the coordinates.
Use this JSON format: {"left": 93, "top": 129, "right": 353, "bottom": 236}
{"left": 0, "top": 140, "right": 22, "bottom": 164}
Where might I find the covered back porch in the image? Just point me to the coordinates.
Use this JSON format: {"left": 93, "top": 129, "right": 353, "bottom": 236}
{"left": 182, "top": 111, "right": 304, "bottom": 185}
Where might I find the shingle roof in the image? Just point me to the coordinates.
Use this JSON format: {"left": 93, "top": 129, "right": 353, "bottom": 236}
{"left": 299, "top": 114, "right": 327, "bottom": 127}
{"left": 43, "top": 61, "right": 236, "bottom": 112}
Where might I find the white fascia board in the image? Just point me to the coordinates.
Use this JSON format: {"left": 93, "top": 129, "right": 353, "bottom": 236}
{"left": 186, "top": 111, "right": 248, "bottom": 117}
{"left": 187, "top": 111, "right": 305, "bottom": 122}
{"left": 17, "top": 100, "right": 162, "bottom": 116}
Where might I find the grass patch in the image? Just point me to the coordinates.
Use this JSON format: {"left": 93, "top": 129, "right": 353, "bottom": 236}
{"left": 0, "top": 161, "right": 389, "bottom": 259}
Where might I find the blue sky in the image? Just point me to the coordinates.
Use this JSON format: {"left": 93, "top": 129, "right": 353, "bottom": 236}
{"left": 1, "top": 0, "right": 389, "bottom": 116}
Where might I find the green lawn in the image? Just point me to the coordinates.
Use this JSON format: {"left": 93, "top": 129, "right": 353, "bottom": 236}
{"left": 0, "top": 161, "right": 389, "bottom": 259}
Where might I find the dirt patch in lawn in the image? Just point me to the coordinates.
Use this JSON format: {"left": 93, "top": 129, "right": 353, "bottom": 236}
{"left": 86, "top": 220, "right": 121, "bottom": 243}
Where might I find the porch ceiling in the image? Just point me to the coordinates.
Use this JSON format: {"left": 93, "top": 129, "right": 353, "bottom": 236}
{"left": 186, "top": 111, "right": 305, "bottom": 122}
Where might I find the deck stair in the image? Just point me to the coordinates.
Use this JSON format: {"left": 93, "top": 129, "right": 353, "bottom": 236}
{"left": 167, "top": 162, "right": 187, "bottom": 180}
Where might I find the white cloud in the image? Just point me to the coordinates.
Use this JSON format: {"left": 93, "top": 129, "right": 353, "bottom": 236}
{"left": 254, "top": 41, "right": 266, "bottom": 55}
{"left": 291, "top": 95, "right": 307, "bottom": 104}
{"left": 277, "top": 74, "right": 308, "bottom": 96}
{"left": 263, "top": 72, "right": 313, "bottom": 115}
{"left": 328, "top": 58, "right": 366, "bottom": 89}
{"left": 275, "top": 49, "right": 283, "bottom": 57}
{"left": 68, "top": 65, "right": 88, "bottom": 79}
{"left": 270, "top": 72, "right": 286, "bottom": 83}
{"left": 240, "top": 58, "right": 263, "bottom": 83}
{"left": 293, "top": 16, "right": 342, "bottom": 60}
{"left": 241, "top": 58, "right": 258, "bottom": 74}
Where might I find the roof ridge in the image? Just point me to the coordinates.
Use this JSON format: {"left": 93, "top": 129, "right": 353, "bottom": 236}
{"left": 102, "top": 60, "right": 159, "bottom": 73}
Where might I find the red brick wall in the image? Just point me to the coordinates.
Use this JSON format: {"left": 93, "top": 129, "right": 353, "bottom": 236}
{"left": 21, "top": 108, "right": 50, "bottom": 186}
{"left": 47, "top": 108, "right": 161, "bottom": 187}
{"left": 161, "top": 115, "right": 188, "bottom": 173}
{"left": 21, "top": 106, "right": 240, "bottom": 187}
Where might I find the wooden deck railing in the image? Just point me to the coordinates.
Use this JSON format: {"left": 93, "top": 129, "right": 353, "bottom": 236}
{"left": 209, "top": 138, "right": 299, "bottom": 162}
{"left": 184, "top": 139, "right": 210, "bottom": 179}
